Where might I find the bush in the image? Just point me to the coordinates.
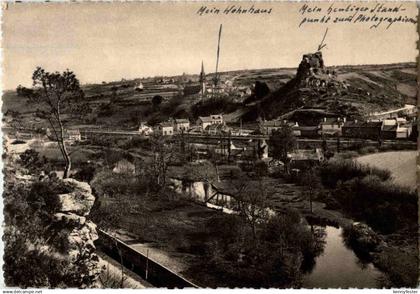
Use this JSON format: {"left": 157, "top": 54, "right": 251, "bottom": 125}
{"left": 318, "top": 159, "right": 391, "bottom": 188}
{"left": 358, "top": 146, "right": 378, "bottom": 155}
{"left": 333, "top": 175, "right": 417, "bottom": 234}
{"left": 72, "top": 164, "right": 96, "bottom": 183}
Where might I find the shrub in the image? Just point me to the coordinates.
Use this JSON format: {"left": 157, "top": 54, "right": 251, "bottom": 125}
{"left": 318, "top": 159, "right": 391, "bottom": 188}
{"left": 333, "top": 175, "right": 417, "bottom": 234}
{"left": 358, "top": 146, "right": 378, "bottom": 155}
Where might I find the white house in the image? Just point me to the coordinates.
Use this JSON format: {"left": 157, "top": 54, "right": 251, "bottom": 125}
{"left": 196, "top": 114, "right": 224, "bottom": 130}
{"left": 173, "top": 118, "right": 190, "bottom": 133}
{"left": 138, "top": 122, "right": 154, "bottom": 136}
{"left": 156, "top": 122, "right": 174, "bottom": 136}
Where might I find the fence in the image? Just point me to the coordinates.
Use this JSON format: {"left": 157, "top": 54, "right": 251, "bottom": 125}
{"left": 96, "top": 229, "right": 199, "bottom": 288}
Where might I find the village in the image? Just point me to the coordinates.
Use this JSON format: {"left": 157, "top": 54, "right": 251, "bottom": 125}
{"left": 2, "top": 4, "right": 419, "bottom": 289}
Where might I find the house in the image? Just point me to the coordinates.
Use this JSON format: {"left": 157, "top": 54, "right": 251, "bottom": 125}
{"left": 113, "top": 159, "right": 136, "bottom": 175}
{"left": 155, "top": 122, "right": 174, "bottom": 136}
{"left": 260, "top": 120, "right": 301, "bottom": 136}
{"left": 173, "top": 118, "right": 190, "bottom": 133}
{"left": 297, "top": 125, "right": 320, "bottom": 138}
{"left": 196, "top": 114, "right": 224, "bottom": 130}
{"left": 342, "top": 120, "right": 382, "bottom": 140}
{"left": 205, "top": 124, "right": 231, "bottom": 135}
{"left": 289, "top": 148, "right": 324, "bottom": 169}
{"left": 210, "top": 114, "right": 224, "bottom": 125}
{"left": 319, "top": 117, "right": 345, "bottom": 136}
{"left": 381, "top": 118, "right": 412, "bottom": 139}
{"left": 138, "top": 122, "right": 154, "bottom": 136}
{"left": 16, "top": 131, "right": 33, "bottom": 140}
{"left": 67, "top": 129, "right": 81, "bottom": 142}
{"left": 196, "top": 116, "right": 213, "bottom": 130}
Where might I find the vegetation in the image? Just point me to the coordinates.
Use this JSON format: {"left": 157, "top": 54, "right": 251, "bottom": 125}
{"left": 269, "top": 125, "right": 296, "bottom": 173}
{"left": 318, "top": 159, "right": 391, "bottom": 188}
{"left": 187, "top": 210, "right": 325, "bottom": 288}
{"left": 16, "top": 67, "right": 84, "bottom": 178}
{"left": 4, "top": 175, "right": 97, "bottom": 287}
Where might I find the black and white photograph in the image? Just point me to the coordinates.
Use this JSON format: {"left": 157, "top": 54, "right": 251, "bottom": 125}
{"left": 1, "top": 1, "right": 419, "bottom": 289}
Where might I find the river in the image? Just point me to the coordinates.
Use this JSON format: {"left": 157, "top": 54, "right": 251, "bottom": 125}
{"left": 303, "top": 226, "right": 383, "bottom": 288}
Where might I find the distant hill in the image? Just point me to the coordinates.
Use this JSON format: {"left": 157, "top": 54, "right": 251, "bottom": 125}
{"left": 2, "top": 58, "right": 416, "bottom": 129}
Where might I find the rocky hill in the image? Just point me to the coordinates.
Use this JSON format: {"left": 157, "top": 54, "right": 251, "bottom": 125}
{"left": 241, "top": 52, "right": 416, "bottom": 121}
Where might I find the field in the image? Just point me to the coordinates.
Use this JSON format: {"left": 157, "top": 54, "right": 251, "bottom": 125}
{"left": 356, "top": 151, "right": 417, "bottom": 190}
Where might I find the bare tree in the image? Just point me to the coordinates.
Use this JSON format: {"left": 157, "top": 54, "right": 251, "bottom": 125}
{"left": 232, "top": 177, "right": 273, "bottom": 242}
{"left": 149, "top": 134, "right": 175, "bottom": 190}
{"left": 17, "top": 67, "right": 83, "bottom": 178}
{"left": 300, "top": 167, "right": 321, "bottom": 214}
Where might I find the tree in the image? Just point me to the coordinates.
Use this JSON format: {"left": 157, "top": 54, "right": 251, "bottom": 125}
{"left": 152, "top": 95, "right": 163, "bottom": 108}
{"left": 231, "top": 177, "right": 273, "bottom": 242}
{"left": 254, "top": 81, "right": 270, "bottom": 99}
{"left": 300, "top": 167, "right": 321, "bottom": 214}
{"left": 17, "top": 67, "right": 83, "bottom": 178}
{"left": 269, "top": 125, "right": 297, "bottom": 174}
{"left": 148, "top": 134, "right": 175, "bottom": 191}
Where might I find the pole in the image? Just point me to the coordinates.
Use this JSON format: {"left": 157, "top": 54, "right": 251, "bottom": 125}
{"left": 215, "top": 24, "right": 222, "bottom": 87}
{"left": 145, "top": 249, "right": 149, "bottom": 280}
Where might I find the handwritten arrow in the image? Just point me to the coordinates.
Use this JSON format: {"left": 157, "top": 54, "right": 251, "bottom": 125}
{"left": 317, "top": 28, "right": 328, "bottom": 51}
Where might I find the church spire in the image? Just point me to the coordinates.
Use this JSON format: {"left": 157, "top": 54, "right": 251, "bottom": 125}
{"left": 199, "top": 61, "right": 206, "bottom": 83}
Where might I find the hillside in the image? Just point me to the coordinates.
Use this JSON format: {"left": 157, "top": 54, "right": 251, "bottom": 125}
{"left": 241, "top": 53, "right": 416, "bottom": 121}
{"left": 2, "top": 58, "right": 416, "bottom": 130}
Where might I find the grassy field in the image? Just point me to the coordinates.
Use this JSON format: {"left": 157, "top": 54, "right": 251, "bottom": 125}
{"left": 356, "top": 151, "right": 417, "bottom": 190}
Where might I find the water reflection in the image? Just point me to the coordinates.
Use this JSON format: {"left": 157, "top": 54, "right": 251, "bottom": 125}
{"left": 302, "top": 225, "right": 382, "bottom": 288}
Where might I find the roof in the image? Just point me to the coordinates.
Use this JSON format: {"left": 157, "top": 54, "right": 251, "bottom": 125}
{"left": 319, "top": 118, "right": 343, "bottom": 125}
{"left": 343, "top": 121, "right": 382, "bottom": 128}
{"left": 206, "top": 124, "right": 230, "bottom": 132}
{"left": 290, "top": 149, "right": 323, "bottom": 161}
{"left": 211, "top": 114, "right": 223, "bottom": 120}
{"left": 382, "top": 125, "right": 397, "bottom": 132}
{"left": 261, "top": 120, "right": 283, "bottom": 127}
{"left": 159, "top": 121, "right": 173, "bottom": 128}
{"left": 198, "top": 116, "right": 213, "bottom": 123}
{"left": 174, "top": 118, "right": 190, "bottom": 124}
{"left": 298, "top": 126, "right": 320, "bottom": 131}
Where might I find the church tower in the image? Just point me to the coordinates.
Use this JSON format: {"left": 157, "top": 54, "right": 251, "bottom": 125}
{"left": 199, "top": 61, "right": 206, "bottom": 98}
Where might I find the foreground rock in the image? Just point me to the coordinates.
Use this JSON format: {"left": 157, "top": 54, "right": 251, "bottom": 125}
{"left": 50, "top": 178, "right": 101, "bottom": 287}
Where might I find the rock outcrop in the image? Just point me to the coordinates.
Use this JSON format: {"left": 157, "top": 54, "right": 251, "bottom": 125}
{"left": 50, "top": 178, "right": 101, "bottom": 287}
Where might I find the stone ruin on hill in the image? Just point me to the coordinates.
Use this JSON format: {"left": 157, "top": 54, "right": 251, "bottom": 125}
{"left": 295, "top": 51, "right": 346, "bottom": 90}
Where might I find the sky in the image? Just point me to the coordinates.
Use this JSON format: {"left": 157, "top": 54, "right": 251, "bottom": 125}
{"left": 2, "top": 1, "right": 418, "bottom": 90}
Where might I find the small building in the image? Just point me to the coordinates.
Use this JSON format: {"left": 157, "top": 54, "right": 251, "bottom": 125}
{"left": 319, "top": 117, "right": 345, "bottom": 136}
{"left": 173, "top": 118, "right": 190, "bottom": 133}
{"left": 260, "top": 120, "right": 301, "bottom": 136}
{"left": 205, "top": 124, "right": 231, "bottom": 136}
{"left": 196, "top": 116, "right": 213, "bottom": 130}
{"left": 342, "top": 121, "right": 382, "bottom": 140}
{"left": 196, "top": 114, "right": 224, "bottom": 130}
{"left": 289, "top": 148, "right": 324, "bottom": 169}
{"left": 210, "top": 114, "right": 224, "bottom": 125}
{"left": 138, "top": 122, "right": 154, "bottom": 136}
{"left": 297, "top": 125, "right": 320, "bottom": 138}
{"left": 67, "top": 129, "right": 82, "bottom": 142}
{"left": 155, "top": 122, "right": 174, "bottom": 136}
{"left": 381, "top": 118, "right": 412, "bottom": 139}
{"left": 113, "top": 159, "right": 136, "bottom": 175}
